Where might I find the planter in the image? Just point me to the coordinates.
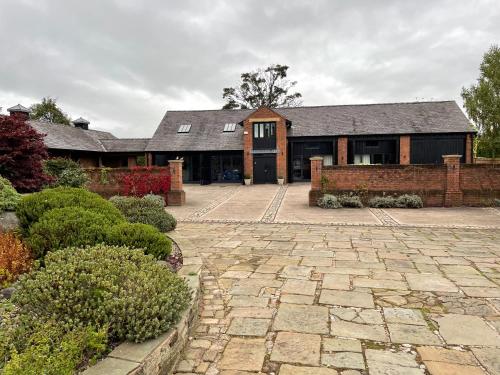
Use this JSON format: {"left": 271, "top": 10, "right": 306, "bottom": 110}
{"left": 277, "top": 178, "right": 285, "bottom": 185}
{"left": 244, "top": 179, "right": 251, "bottom": 186}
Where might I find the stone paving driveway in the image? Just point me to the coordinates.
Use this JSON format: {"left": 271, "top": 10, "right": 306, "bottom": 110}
{"left": 172, "top": 222, "right": 500, "bottom": 375}
{"left": 167, "top": 183, "right": 500, "bottom": 229}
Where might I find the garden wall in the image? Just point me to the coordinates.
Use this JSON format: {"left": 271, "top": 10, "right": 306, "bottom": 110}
{"left": 309, "top": 156, "right": 500, "bottom": 207}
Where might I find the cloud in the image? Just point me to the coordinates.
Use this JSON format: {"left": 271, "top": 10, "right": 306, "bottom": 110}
{"left": 0, "top": 0, "right": 498, "bottom": 137}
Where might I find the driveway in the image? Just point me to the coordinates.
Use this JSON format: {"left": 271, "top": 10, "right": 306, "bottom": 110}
{"left": 172, "top": 222, "right": 500, "bottom": 375}
{"left": 167, "top": 183, "right": 500, "bottom": 229}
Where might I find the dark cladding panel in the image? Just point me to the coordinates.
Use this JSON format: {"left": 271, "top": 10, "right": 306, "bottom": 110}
{"left": 411, "top": 134, "right": 466, "bottom": 164}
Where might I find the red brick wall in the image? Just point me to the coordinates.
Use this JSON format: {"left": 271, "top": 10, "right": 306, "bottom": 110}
{"left": 465, "top": 134, "right": 473, "bottom": 164}
{"left": 337, "top": 137, "right": 347, "bottom": 165}
{"left": 460, "top": 164, "right": 500, "bottom": 205}
{"left": 243, "top": 107, "right": 287, "bottom": 182}
{"left": 399, "top": 136, "right": 410, "bottom": 165}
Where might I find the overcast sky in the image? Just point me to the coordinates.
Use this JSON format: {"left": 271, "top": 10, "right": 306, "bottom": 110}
{"left": 0, "top": 0, "right": 498, "bottom": 137}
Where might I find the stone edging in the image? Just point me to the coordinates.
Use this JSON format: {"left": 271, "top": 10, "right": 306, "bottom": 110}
{"left": 82, "top": 255, "right": 202, "bottom": 375}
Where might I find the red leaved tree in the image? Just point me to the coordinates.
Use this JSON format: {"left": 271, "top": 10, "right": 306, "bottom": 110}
{"left": 0, "top": 116, "right": 51, "bottom": 192}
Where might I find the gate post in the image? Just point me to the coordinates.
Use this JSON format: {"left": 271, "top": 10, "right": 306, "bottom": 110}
{"left": 443, "top": 155, "right": 463, "bottom": 207}
{"left": 309, "top": 156, "right": 323, "bottom": 206}
{"left": 167, "top": 159, "right": 185, "bottom": 206}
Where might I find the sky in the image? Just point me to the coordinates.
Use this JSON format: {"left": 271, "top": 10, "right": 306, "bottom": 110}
{"left": 0, "top": 0, "right": 498, "bottom": 138}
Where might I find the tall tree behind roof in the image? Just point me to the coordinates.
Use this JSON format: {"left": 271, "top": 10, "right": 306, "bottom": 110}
{"left": 222, "top": 64, "right": 302, "bottom": 110}
{"left": 30, "top": 97, "right": 71, "bottom": 125}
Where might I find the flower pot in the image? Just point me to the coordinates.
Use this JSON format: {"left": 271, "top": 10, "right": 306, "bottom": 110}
{"left": 244, "top": 179, "right": 251, "bottom": 186}
{"left": 277, "top": 178, "right": 285, "bottom": 185}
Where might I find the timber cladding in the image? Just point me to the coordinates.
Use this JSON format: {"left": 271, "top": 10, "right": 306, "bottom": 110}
{"left": 312, "top": 163, "right": 500, "bottom": 207}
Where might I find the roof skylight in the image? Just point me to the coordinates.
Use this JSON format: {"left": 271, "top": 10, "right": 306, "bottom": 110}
{"left": 223, "top": 123, "right": 236, "bottom": 132}
{"left": 177, "top": 124, "right": 191, "bottom": 133}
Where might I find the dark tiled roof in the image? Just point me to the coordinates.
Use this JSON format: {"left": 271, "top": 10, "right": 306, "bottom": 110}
{"left": 146, "top": 101, "right": 474, "bottom": 152}
{"left": 30, "top": 121, "right": 116, "bottom": 152}
{"left": 100, "top": 138, "right": 150, "bottom": 152}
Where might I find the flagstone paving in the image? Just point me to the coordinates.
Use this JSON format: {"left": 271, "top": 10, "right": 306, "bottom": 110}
{"left": 172, "top": 222, "right": 500, "bottom": 374}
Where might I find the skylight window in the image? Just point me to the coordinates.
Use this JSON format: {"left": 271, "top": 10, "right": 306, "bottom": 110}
{"left": 223, "top": 123, "right": 236, "bottom": 132}
{"left": 177, "top": 124, "right": 191, "bottom": 133}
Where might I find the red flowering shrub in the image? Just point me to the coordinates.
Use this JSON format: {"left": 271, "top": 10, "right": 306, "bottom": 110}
{"left": 121, "top": 167, "right": 171, "bottom": 197}
{"left": 0, "top": 116, "right": 52, "bottom": 192}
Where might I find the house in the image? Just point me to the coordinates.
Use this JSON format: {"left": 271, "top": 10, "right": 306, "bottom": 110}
{"left": 5, "top": 100, "right": 475, "bottom": 183}
{"left": 6, "top": 104, "right": 148, "bottom": 168}
{"left": 147, "top": 101, "right": 475, "bottom": 183}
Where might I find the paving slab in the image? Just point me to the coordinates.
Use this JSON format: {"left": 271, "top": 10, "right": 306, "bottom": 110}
{"left": 282, "top": 279, "right": 317, "bottom": 295}
{"left": 432, "top": 314, "right": 500, "bottom": 346}
{"left": 471, "top": 347, "right": 500, "bottom": 375}
{"left": 271, "top": 332, "right": 321, "bottom": 366}
{"left": 322, "top": 352, "right": 365, "bottom": 369}
{"left": 273, "top": 303, "right": 329, "bottom": 334}
{"left": 365, "top": 349, "right": 422, "bottom": 375}
{"left": 383, "top": 307, "right": 427, "bottom": 325}
{"left": 387, "top": 323, "right": 442, "bottom": 345}
{"left": 319, "top": 290, "right": 374, "bottom": 308}
{"left": 405, "top": 273, "right": 459, "bottom": 292}
{"left": 226, "top": 318, "right": 270, "bottom": 336}
{"left": 279, "top": 364, "right": 339, "bottom": 375}
{"left": 323, "top": 337, "right": 362, "bottom": 353}
{"left": 219, "top": 337, "right": 266, "bottom": 371}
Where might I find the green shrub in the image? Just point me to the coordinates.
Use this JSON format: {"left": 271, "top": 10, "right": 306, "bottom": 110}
{"left": 106, "top": 222, "right": 172, "bottom": 259}
{"left": 2, "top": 322, "right": 107, "bottom": 375}
{"left": 26, "top": 207, "right": 114, "bottom": 259}
{"left": 395, "top": 194, "right": 423, "bottom": 208}
{"left": 12, "top": 245, "right": 191, "bottom": 343}
{"left": 43, "top": 158, "right": 88, "bottom": 188}
{"left": 110, "top": 196, "right": 176, "bottom": 232}
{"left": 0, "top": 177, "right": 21, "bottom": 213}
{"left": 16, "top": 187, "right": 124, "bottom": 235}
{"left": 368, "top": 196, "right": 397, "bottom": 208}
{"left": 318, "top": 194, "right": 342, "bottom": 209}
{"left": 337, "top": 194, "right": 363, "bottom": 208}
{"left": 143, "top": 193, "right": 166, "bottom": 207}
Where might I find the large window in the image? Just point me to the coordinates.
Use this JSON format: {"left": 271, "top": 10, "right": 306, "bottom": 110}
{"left": 253, "top": 122, "right": 276, "bottom": 149}
{"left": 348, "top": 138, "right": 398, "bottom": 165}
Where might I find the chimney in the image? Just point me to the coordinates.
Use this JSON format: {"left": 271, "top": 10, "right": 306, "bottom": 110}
{"left": 73, "top": 117, "right": 90, "bottom": 130}
{"left": 7, "top": 104, "right": 30, "bottom": 121}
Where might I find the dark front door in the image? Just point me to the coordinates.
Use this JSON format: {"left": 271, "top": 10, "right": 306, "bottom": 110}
{"left": 253, "top": 154, "right": 276, "bottom": 184}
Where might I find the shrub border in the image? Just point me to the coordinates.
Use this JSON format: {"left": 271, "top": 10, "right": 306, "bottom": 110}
{"left": 81, "top": 244, "right": 202, "bottom": 375}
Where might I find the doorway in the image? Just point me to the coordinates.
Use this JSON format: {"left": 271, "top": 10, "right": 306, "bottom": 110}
{"left": 253, "top": 154, "right": 276, "bottom": 184}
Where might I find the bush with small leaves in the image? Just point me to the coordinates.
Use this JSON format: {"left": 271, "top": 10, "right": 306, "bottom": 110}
{"left": 2, "top": 322, "right": 107, "bottom": 375}
{"left": 318, "top": 194, "right": 342, "bottom": 209}
{"left": 25, "top": 207, "right": 114, "bottom": 259}
{"left": 0, "top": 177, "right": 21, "bottom": 213}
{"left": 395, "top": 194, "right": 423, "bottom": 208}
{"left": 106, "top": 222, "right": 172, "bottom": 259}
{"left": 337, "top": 194, "right": 363, "bottom": 208}
{"left": 16, "top": 187, "right": 124, "bottom": 235}
{"left": 143, "top": 193, "right": 165, "bottom": 207}
{"left": 368, "top": 196, "right": 397, "bottom": 208}
{"left": 43, "top": 158, "right": 88, "bottom": 188}
{"left": 110, "top": 195, "right": 176, "bottom": 232}
{"left": 12, "top": 245, "right": 191, "bottom": 343}
{"left": 0, "top": 232, "right": 33, "bottom": 288}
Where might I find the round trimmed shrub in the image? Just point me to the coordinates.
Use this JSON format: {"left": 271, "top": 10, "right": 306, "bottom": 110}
{"left": 12, "top": 245, "right": 191, "bottom": 343}
{"left": 337, "top": 194, "right": 363, "bottom": 208}
{"left": 106, "top": 222, "right": 172, "bottom": 259}
{"left": 368, "top": 196, "right": 397, "bottom": 208}
{"left": 26, "top": 207, "right": 114, "bottom": 259}
{"left": 395, "top": 194, "right": 423, "bottom": 208}
{"left": 16, "top": 187, "right": 124, "bottom": 235}
{"left": 143, "top": 194, "right": 165, "bottom": 207}
{"left": 0, "top": 176, "right": 21, "bottom": 213}
{"left": 110, "top": 196, "right": 176, "bottom": 232}
{"left": 318, "top": 194, "right": 342, "bottom": 209}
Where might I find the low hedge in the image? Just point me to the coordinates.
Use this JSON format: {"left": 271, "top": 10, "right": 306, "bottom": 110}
{"left": 16, "top": 187, "right": 124, "bottom": 235}
{"left": 25, "top": 207, "right": 114, "bottom": 259}
{"left": 110, "top": 196, "right": 176, "bottom": 232}
{"left": 369, "top": 194, "right": 423, "bottom": 208}
{"left": 0, "top": 177, "right": 21, "bottom": 213}
{"left": 318, "top": 194, "right": 342, "bottom": 209}
{"left": 106, "top": 222, "right": 172, "bottom": 259}
{"left": 12, "top": 245, "right": 191, "bottom": 343}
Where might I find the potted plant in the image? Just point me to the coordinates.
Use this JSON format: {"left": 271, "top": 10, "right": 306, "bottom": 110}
{"left": 244, "top": 174, "right": 252, "bottom": 185}
{"left": 277, "top": 175, "right": 285, "bottom": 185}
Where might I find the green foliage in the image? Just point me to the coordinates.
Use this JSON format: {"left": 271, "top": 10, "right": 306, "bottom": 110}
{"left": 337, "top": 194, "right": 363, "bottom": 208}
{"left": 222, "top": 64, "right": 302, "bottom": 109}
{"left": 395, "top": 194, "right": 423, "bottom": 208}
{"left": 26, "top": 207, "right": 114, "bottom": 259}
{"left": 2, "top": 322, "right": 107, "bottom": 375}
{"left": 43, "top": 158, "right": 88, "bottom": 188}
{"left": 0, "top": 176, "right": 21, "bottom": 212}
{"left": 368, "top": 196, "right": 397, "bottom": 208}
{"left": 106, "top": 222, "right": 172, "bottom": 259}
{"left": 136, "top": 155, "right": 146, "bottom": 167}
{"left": 16, "top": 187, "right": 124, "bottom": 235}
{"left": 29, "top": 97, "right": 71, "bottom": 125}
{"left": 462, "top": 45, "right": 500, "bottom": 158}
{"left": 317, "top": 194, "right": 342, "bottom": 209}
{"left": 12, "top": 245, "right": 191, "bottom": 343}
{"left": 110, "top": 195, "right": 176, "bottom": 232}
{"left": 143, "top": 193, "right": 166, "bottom": 207}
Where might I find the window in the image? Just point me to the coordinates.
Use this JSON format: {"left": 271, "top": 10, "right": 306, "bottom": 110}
{"left": 253, "top": 122, "right": 275, "bottom": 138}
{"left": 354, "top": 154, "right": 371, "bottom": 165}
{"left": 323, "top": 155, "right": 333, "bottom": 166}
{"left": 223, "top": 123, "right": 236, "bottom": 132}
{"left": 177, "top": 124, "right": 191, "bottom": 133}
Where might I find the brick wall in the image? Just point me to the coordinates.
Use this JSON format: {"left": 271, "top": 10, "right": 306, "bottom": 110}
{"left": 243, "top": 107, "right": 287, "bottom": 182}
{"left": 399, "top": 136, "right": 410, "bottom": 165}
{"left": 309, "top": 156, "right": 500, "bottom": 207}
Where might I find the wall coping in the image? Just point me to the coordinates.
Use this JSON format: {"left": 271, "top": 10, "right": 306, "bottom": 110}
{"left": 82, "top": 254, "right": 202, "bottom": 375}
{"left": 168, "top": 159, "right": 184, "bottom": 164}
{"left": 310, "top": 156, "right": 324, "bottom": 161}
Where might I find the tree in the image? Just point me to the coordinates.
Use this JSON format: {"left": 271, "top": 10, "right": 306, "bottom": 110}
{"left": 222, "top": 64, "right": 302, "bottom": 110}
{"left": 0, "top": 116, "right": 51, "bottom": 192}
{"left": 462, "top": 45, "right": 500, "bottom": 158}
{"left": 30, "top": 97, "right": 71, "bottom": 125}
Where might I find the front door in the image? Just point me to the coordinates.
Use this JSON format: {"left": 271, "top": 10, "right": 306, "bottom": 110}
{"left": 253, "top": 154, "right": 276, "bottom": 184}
